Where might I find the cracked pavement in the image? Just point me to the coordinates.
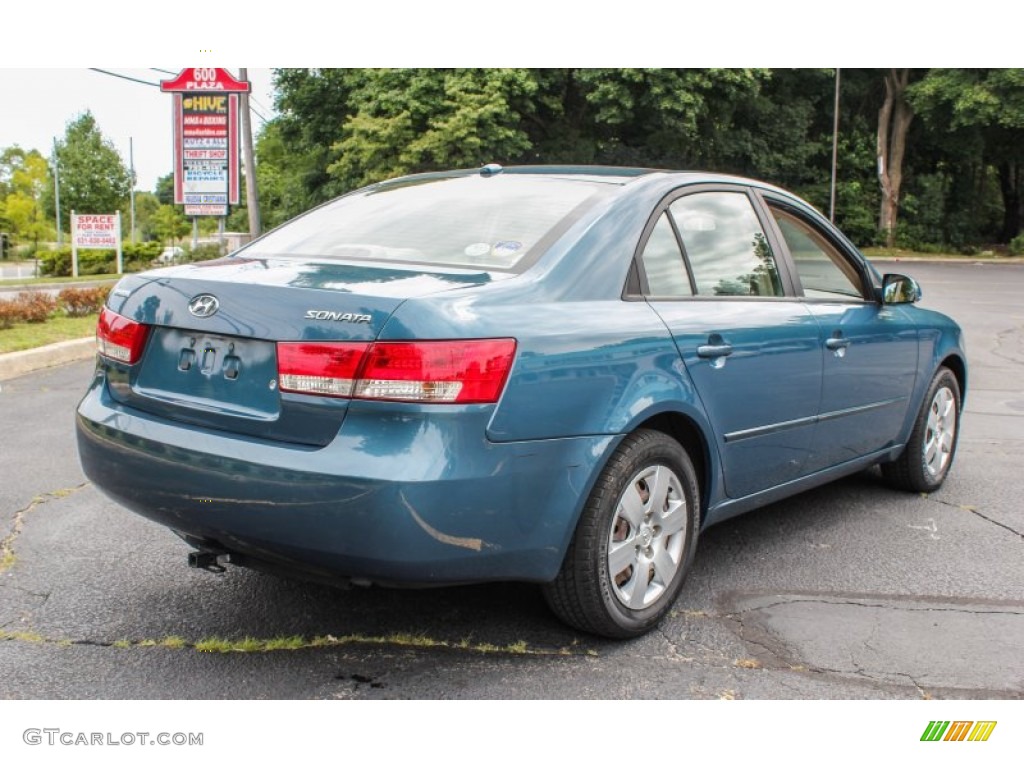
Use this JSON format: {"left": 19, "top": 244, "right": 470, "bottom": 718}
{"left": 0, "top": 261, "right": 1021, "bottom": 699}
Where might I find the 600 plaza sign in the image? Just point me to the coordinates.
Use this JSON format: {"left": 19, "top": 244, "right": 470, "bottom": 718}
{"left": 160, "top": 69, "right": 249, "bottom": 217}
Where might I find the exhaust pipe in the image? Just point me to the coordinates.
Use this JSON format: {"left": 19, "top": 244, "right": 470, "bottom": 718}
{"left": 187, "top": 550, "right": 231, "bottom": 573}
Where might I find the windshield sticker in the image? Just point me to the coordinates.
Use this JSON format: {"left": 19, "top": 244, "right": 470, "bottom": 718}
{"left": 492, "top": 241, "right": 522, "bottom": 257}
{"left": 464, "top": 242, "right": 491, "bottom": 257}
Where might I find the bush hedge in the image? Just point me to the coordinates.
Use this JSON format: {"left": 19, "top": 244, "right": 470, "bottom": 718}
{"left": 38, "top": 242, "right": 164, "bottom": 277}
{"left": 58, "top": 286, "right": 110, "bottom": 317}
{"left": 0, "top": 287, "right": 109, "bottom": 329}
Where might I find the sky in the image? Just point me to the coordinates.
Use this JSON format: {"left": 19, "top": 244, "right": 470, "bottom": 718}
{"left": 0, "top": 69, "right": 276, "bottom": 192}
{"left": 0, "top": 4, "right": 1005, "bottom": 197}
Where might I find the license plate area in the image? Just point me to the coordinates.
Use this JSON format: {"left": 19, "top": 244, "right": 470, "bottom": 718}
{"left": 134, "top": 328, "right": 279, "bottom": 420}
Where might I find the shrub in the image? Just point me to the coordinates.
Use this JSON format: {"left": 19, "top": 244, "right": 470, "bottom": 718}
{"left": 0, "top": 299, "right": 22, "bottom": 329}
{"left": 59, "top": 286, "right": 110, "bottom": 317}
{"left": 39, "top": 241, "right": 166, "bottom": 276}
{"left": 14, "top": 291, "right": 57, "bottom": 323}
{"left": 39, "top": 248, "right": 71, "bottom": 277}
{"left": 186, "top": 242, "right": 225, "bottom": 262}
{"left": 1009, "top": 234, "right": 1024, "bottom": 257}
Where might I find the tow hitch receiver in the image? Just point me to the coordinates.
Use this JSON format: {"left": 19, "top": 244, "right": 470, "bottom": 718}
{"left": 188, "top": 550, "right": 231, "bottom": 573}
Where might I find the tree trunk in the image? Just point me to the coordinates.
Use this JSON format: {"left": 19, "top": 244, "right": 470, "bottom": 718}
{"left": 998, "top": 161, "right": 1023, "bottom": 242}
{"left": 877, "top": 69, "right": 914, "bottom": 247}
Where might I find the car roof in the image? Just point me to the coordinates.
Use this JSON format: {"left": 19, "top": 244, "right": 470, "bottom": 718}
{"left": 372, "top": 164, "right": 796, "bottom": 198}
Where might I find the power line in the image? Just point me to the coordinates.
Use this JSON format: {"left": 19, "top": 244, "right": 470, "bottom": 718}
{"left": 89, "top": 68, "right": 160, "bottom": 88}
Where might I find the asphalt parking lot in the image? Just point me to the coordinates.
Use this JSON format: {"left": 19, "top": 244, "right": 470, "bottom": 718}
{"left": 0, "top": 260, "right": 1021, "bottom": 699}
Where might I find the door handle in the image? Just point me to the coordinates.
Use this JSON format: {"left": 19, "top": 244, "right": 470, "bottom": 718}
{"left": 697, "top": 343, "right": 733, "bottom": 359}
{"left": 825, "top": 336, "right": 851, "bottom": 351}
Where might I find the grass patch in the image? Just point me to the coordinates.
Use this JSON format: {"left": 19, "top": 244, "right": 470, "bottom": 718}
{"left": 193, "top": 632, "right": 546, "bottom": 655}
{"left": 0, "top": 551, "right": 15, "bottom": 574}
{"left": 0, "top": 274, "right": 121, "bottom": 286}
{"left": 861, "top": 247, "right": 1005, "bottom": 261}
{"left": 0, "top": 628, "right": 575, "bottom": 658}
{"left": 0, "top": 313, "right": 97, "bottom": 353}
{"left": 0, "top": 629, "right": 45, "bottom": 643}
{"left": 235, "top": 636, "right": 264, "bottom": 653}
{"left": 263, "top": 635, "right": 306, "bottom": 651}
{"left": 194, "top": 635, "right": 310, "bottom": 653}
{"left": 195, "top": 636, "right": 234, "bottom": 653}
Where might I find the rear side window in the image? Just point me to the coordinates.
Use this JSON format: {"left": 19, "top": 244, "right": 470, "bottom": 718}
{"left": 670, "top": 192, "right": 783, "bottom": 297}
{"left": 639, "top": 213, "right": 692, "bottom": 297}
{"left": 239, "top": 175, "right": 607, "bottom": 271}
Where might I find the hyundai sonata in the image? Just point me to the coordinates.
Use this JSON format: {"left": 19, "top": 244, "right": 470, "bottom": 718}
{"left": 77, "top": 166, "right": 966, "bottom": 638}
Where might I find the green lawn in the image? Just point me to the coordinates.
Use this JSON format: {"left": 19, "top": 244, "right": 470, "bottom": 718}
{"left": 0, "top": 274, "right": 121, "bottom": 287}
{"left": 0, "top": 314, "right": 97, "bottom": 354}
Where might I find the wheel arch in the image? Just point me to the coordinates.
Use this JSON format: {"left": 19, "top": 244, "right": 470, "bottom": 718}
{"left": 632, "top": 411, "right": 713, "bottom": 523}
{"left": 939, "top": 352, "right": 967, "bottom": 406}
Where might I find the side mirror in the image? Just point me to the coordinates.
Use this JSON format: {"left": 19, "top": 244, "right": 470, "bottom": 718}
{"left": 881, "top": 273, "right": 921, "bottom": 304}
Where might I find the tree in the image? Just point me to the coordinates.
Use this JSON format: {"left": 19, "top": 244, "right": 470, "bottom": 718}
{"left": 911, "top": 69, "right": 1024, "bottom": 242}
{"left": 0, "top": 146, "right": 51, "bottom": 250}
{"left": 260, "top": 68, "right": 1020, "bottom": 251}
{"left": 327, "top": 69, "right": 536, "bottom": 189}
{"left": 267, "top": 68, "right": 770, "bottom": 208}
{"left": 133, "top": 192, "right": 161, "bottom": 241}
{"left": 154, "top": 172, "right": 175, "bottom": 206}
{"left": 153, "top": 204, "right": 189, "bottom": 246}
{"left": 45, "top": 112, "right": 131, "bottom": 226}
{"left": 877, "top": 69, "right": 916, "bottom": 247}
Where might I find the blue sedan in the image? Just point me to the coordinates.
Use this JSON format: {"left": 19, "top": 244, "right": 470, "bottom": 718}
{"left": 77, "top": 166, "right": 966, "bottom": 638}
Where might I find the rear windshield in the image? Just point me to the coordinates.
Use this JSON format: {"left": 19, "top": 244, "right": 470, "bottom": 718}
{"left": 238, "top": 174, "right": 609, "bottom": 271}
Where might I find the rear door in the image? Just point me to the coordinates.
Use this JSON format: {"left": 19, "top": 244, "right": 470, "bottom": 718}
{"left": 761, "top": 195, "right": 919, "bottom": 470}
{"left": 640, "top": 187, "right": 823, "bottom": 499}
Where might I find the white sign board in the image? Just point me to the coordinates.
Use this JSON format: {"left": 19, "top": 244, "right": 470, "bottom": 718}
{"left": 71, "top": 211, "right": 122, "bottom": 278}
{"left": 72, "top": 214, "right": 119, "bottom": 249}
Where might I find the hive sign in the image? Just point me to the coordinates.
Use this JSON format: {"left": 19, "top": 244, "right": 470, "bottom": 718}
{"left": 160, "top": 69, "right": 249, "bottom": 217}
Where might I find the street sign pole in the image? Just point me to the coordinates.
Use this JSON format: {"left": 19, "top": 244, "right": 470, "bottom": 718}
{"left": 70, "top": 211, "right": 78, "bottom": 278}
{"left": 116, "top": 210, "right": 123, "bottom": 274}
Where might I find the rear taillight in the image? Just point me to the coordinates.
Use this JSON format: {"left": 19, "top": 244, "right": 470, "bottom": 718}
{"left": 355, "top": 340, "right": 516, "bottom": 403}
{"left": 277, "top": 342, "right": 368, "bottom": 398}
{"left": 96, "top": 307, "right": 150, "bottom": 364}
{"left": 276, "top": 339, "right": 516, "bottom": 404}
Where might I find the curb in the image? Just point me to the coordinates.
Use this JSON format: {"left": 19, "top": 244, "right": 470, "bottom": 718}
{"left": 0, "top": 337, "right": 94, "bottom": 381}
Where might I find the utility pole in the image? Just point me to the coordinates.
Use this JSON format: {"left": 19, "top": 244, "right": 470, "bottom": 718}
{"left": 238, "top": 68, "right": 261, "bottom": 240}
{"left": 129, "top": 137, "right": 137, "bottom": 244}
{"left": 830, "top": 68, "right": 841, "bottom": 223}
{"left": 52, "top": 137, "right": 62, "bottom": 246}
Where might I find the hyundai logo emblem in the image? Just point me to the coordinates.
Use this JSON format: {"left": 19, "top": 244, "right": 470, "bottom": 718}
{"left": 188, "top": 294, "right": 220, "bottom": 318}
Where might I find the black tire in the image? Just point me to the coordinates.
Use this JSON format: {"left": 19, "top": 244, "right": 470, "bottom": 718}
{"left": 543, "top": 429, "right": 700, "bottom": 639}
{"left": 881, "top": 366, "right": 961, "bottom": 492}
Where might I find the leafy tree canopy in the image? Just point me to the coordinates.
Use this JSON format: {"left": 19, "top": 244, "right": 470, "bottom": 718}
{"left": 46, "top": 111, "right": 132, "bottom": 222}
{"left": 255, "top": 68, "right": 1024, "bottom": 248}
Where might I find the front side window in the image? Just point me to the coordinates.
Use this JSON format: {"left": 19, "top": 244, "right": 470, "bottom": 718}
{"left": 670, "top": 192, "right": 783, "bottom": 297}
{"left": 770, "top": 207, "right": 866, "bottom": 299}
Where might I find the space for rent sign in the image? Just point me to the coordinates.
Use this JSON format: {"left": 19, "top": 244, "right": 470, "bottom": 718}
{"left": 72, "top": 214, "right": 119, "bottom": 249}
{"left": 70, "top": 211, "right": 122, "bottom": 277}
{"left": 160, "top": 69, "right": 249, "bottom": 217}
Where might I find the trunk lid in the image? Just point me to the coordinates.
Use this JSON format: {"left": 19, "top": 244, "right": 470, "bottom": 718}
{"left": 104, "top": 257, "right": 502, "bottom": 446}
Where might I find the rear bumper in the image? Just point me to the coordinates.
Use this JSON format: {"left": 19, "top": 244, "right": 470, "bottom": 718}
{"left": 76, "top": 375, "right": 615, "bottom": 584}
